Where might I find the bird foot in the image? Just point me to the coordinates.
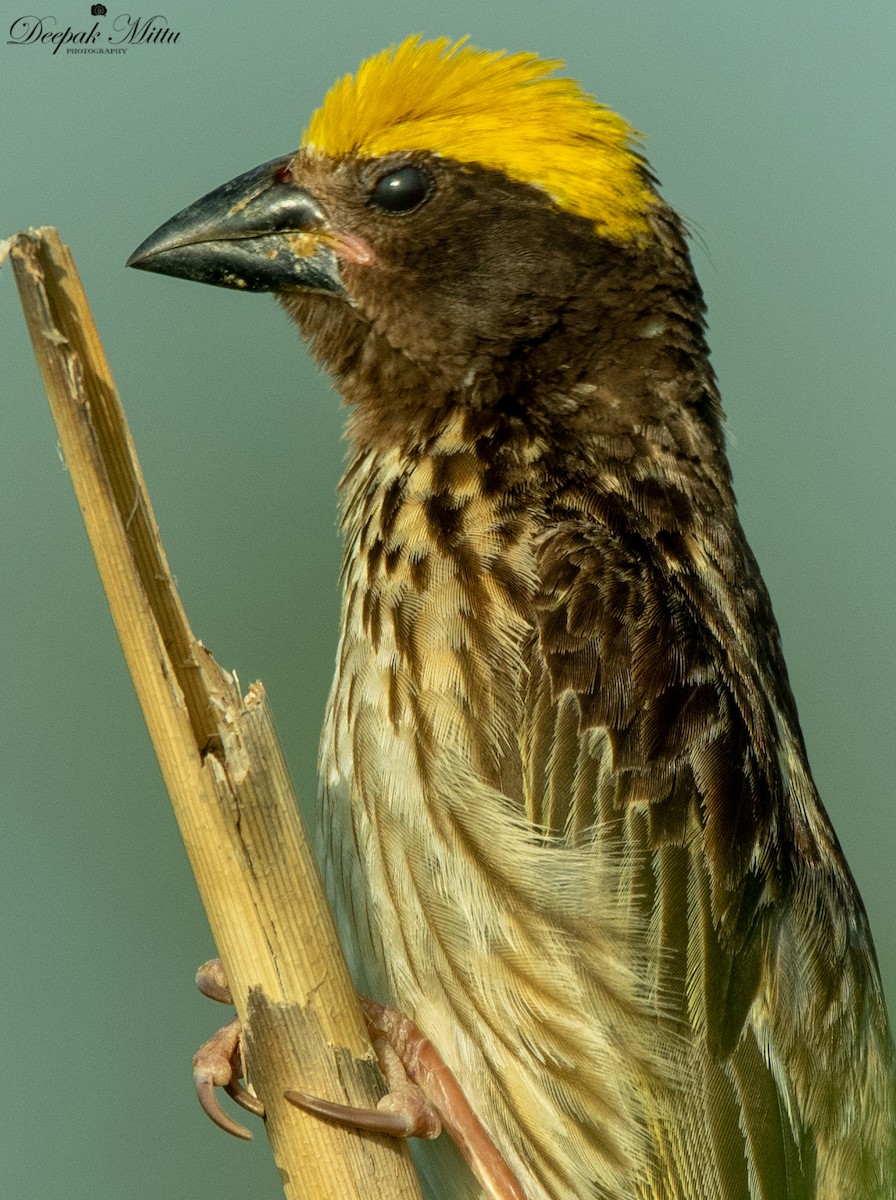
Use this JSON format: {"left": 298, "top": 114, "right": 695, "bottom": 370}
{"left": 285, "top": 996, "right": 441, "bottom": 1139}
{"left": 193, "top": 963, "right": 526, "bottom": 1199}
{"left": 287, "top": 997, "right": 527, "bottom": 1200}
{"left": 192, "top": 959, "right": 264, "bottom": 1140}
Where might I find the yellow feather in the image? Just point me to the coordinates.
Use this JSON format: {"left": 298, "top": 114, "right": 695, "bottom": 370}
{"left": 302, "top": 35, "right": 655, "bottom": 242}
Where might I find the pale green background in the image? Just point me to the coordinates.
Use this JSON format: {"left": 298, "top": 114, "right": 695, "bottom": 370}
{"left": 2, "top": 1, "right": 894, "bottom": 1196}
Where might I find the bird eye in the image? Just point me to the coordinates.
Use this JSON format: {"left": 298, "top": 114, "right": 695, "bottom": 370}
{"left": 369, "top": 166, "right": 432, "bottom": 214}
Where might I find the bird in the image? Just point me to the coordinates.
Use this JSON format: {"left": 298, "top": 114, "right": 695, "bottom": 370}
{"left": 128, "top": 35, "right": 896, "bottom": 1200}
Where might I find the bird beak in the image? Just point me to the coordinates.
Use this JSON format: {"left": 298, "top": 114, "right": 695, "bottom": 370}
{"left": 126, "top": 155, "right": 347, "bottom": 298}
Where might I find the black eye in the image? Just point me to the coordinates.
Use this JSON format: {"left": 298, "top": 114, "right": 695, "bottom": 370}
{"left": 369, "top": 166, "right": 432, "bottom": 214}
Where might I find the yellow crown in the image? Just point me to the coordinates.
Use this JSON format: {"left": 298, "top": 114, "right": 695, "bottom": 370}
{"left": 303, "top": 36, "right": 655, "bottom": 242}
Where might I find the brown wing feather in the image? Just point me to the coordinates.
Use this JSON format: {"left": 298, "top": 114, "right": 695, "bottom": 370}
{"left": 529, "top": 478, "right": 894, "bottom": 1197}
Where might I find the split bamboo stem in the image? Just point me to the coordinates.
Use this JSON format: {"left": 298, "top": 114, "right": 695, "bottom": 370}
{"left": 6, "top": 227, "right": 423, "bottom": 1200}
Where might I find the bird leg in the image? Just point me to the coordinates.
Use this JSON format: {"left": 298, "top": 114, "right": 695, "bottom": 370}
{"left": 193, "top": 962, "right": 526, "bottom": 1199}
{"left": 287, "top": 997, "right": 528, "bottom": 1200}
{"left": 192, "top": 958, "right": 264, "bottom": 1140}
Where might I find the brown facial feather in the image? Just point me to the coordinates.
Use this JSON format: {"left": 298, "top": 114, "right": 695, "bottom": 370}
{"left": 285, "top": 156, "right": 896, "bottom": 1198}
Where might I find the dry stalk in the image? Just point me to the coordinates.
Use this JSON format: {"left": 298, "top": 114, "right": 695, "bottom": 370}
{"left": 7, "top": 227, "right": 423, "bottom": 1200}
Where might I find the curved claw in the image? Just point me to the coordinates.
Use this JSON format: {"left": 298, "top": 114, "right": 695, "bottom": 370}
{"left": 227, "top": 1078, "right": 265, "bottom": 1117}
{"left": 285, "top": 1089, "right": 424, "bottom": 1137}
{"left": 196, "top": 958, "right": 233, "bottom": 1005}
{"left": 192, "top": 1013, "right": 264, "bottom": 1139}
{"left": 196, "top": 1072, "right": 254, "bottom": 1140}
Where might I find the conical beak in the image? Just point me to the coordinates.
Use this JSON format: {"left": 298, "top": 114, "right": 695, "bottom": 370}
{"left": 127, "top": 155, "right": 346, "bottom": 297}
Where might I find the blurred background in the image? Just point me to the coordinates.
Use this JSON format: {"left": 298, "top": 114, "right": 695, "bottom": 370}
{"left": 2, "top": 1, "right": 894, "bottom": 1196}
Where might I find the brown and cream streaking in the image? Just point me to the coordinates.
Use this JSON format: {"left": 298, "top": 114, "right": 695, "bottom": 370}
{"left": 129, "top": 36, "right": 896, "bottom": 1200}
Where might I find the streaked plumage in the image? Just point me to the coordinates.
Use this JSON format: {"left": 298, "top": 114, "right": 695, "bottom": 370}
{"left": 129, "top": 36, "right": 896, "bottom": 1199}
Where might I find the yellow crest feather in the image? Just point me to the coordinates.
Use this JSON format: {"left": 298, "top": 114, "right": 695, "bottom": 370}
{"left": 303, "top": 36, "right": 654, "bottom": 242}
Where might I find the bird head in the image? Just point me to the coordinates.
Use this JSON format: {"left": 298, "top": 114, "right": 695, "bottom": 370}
{"left": 129, "top": 36, "right": 712, "bottom": 447}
